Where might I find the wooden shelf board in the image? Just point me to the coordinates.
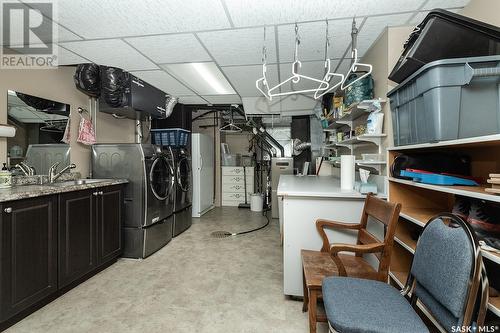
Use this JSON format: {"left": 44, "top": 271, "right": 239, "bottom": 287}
{"left": 394, "top": 222, "right": 417, "bottom": 254}
{"left": 400, "top": 207, "right": 444, "bottom": 227}
{"left": 389, "top": 177, "right": 500, "bottom": 204}
{"left": 387, "top": 134, "right": 500, "bottom": 151}
{"left": 489, "top": 296, "right": 500, "bottom": 317}
{"left": 389, "top": 270, "right": 408, "bottom": 289}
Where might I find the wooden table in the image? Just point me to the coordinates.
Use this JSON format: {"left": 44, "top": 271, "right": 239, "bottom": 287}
{"left": 301, "top": 249, "right": 339, "bottom": 333}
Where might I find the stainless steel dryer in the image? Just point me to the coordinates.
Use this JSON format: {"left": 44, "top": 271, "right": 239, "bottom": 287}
{"left": 172, "top": 147, "right": 192, "bottom": 236}
{"left": 92, "top": 144, "right": 175, "bottom": 258}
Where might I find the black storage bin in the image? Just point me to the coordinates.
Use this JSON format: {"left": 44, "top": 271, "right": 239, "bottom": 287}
{"left": 389, "top": 9, "right": 500, "bottom": 83}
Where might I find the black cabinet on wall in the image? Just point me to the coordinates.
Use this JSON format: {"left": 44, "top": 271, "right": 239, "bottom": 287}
{"left": 0, "top": 196, "right": 58, "bottom": 321}
{"left": 152, "top": 103, "right": 192, "bottom": 131}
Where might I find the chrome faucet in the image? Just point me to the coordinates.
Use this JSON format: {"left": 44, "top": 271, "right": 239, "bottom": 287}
{"left": 16, "top": 162, "right": 35, "bottom": 176}
{"left": 48, "top": 162, "right": 76, "bottom": 183}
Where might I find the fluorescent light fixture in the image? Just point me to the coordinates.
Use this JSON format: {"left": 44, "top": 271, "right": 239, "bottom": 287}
{"left": 162, "top": 62, "right": 235, "bottom": 95}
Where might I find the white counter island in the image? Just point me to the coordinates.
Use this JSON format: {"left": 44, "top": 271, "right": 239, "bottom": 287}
{"left": 277, "top": 175, "right": 386, "bottom": 297}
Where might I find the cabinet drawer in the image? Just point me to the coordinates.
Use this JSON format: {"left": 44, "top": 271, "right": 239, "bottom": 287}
{"left": 222, "top": 175, "right": 253, "bottom": 185}
{"left": 222, "top": 192, "right": 252, "bottom": 202}
{"left": 222, "top": 166, "right": 254, "bottom": 176}
{"left": 222, "top": 183, "right": 254, "bottom": 193}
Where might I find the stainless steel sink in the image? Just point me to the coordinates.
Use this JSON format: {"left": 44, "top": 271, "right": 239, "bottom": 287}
{"left": 49, "top": 179, "right": 110, "bottom": 187}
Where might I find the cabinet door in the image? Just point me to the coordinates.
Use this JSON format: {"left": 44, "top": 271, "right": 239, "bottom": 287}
{"left": 97, "top": 185, "right": 122, "bottom": 264}
{"left": 0, "top": 196, "right": 57, "bottom": 321}
{"left": 58, "top": 189, "right": 97, "bottom": 288}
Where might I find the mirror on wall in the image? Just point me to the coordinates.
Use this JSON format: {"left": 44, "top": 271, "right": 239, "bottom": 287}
{"left": 7, "top": 90, "right": 71, "bottom": 175}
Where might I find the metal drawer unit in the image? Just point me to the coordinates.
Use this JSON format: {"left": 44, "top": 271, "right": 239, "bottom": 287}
{"left": 221, "top": 166, "right": 254, "bottom": 206}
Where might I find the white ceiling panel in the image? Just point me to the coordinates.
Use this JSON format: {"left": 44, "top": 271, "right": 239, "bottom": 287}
{"left": 278, "top": 19, "right": 353, "bottom": 62}
{"left": 130, "top": 70, "right": 194, "bottom": 95}
{"left": 163, "top": 62, "right": 236, "bottom": 95}
{"left": 198, "top": 27, "right": 277, "bottom": 66}
{"left": 225, "top": 0, "right": 423, "bottom": 27}
{"left": 54, "top": 0, "right": 230, "bottom": 38}
{"left": 357, "top": 13, "right": 414, "bottom": 55}
{"left": 278, "top": 61, "right": 327, "bottom": 95}
{"left": 178, "top": 96, "right": 209, "bottom": 104}
{"left": 202, "top": 95, "right": 242, "bottom": 104}
{"left": 279, "top": 94, "right": 317, "bottom": 112}
{"left": 60, "top": 39, "right": 158, "bottom": 71}
{"left": 56, "top": 45, "right": 88, "bottom": 65}
{"left": 408, "top": 8, "right": 461, "bottom": 25}
{"left": 125, "top": 34, "right": 212, "bottom": 64}
{"left": 221, "top": 64, "right": 279, "bottom": 97}
{"left": 422, "top": 0, "right": 470, "bottom": 10}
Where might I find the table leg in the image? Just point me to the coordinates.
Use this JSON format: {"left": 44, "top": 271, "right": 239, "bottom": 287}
{"left": 309, "top": 290, "right": 317, "bottom": 333}
{"left": 302, "top": 268, "right": 308, "bottom": 312}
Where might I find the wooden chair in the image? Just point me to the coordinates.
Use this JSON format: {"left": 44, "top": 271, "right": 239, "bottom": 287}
{"left": 301, "top": 194, "right": 401, "bottom": 333}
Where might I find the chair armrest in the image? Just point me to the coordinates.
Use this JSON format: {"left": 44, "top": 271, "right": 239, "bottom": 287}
{"left": 329, "top": 243, "right": 385, "bottom": 277}
{"left": 315, "top": 219, "right": 362, "bottom": 252}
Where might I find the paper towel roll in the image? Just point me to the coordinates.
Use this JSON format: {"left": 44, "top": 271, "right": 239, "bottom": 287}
{"left": 341, "top": 155, "right": 355, "bottom": 190}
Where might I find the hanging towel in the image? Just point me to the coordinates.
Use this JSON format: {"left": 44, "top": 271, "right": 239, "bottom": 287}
{"left": 77, "top": 109, "right": 96, "bottom": 145}
{"left": 61, "top": 118, "right": 71, "bottom": 144}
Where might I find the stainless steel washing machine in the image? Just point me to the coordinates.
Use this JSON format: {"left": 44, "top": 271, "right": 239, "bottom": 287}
{"left": 172, "top": 147, "right": 192, "bottom": 236}
{"left": 92, "top": 144, "right": 175, "bottom": 258}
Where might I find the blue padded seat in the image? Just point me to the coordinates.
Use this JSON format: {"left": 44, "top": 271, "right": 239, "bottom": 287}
{"left": 322, "top": 276, "right": 429, "bottom": 333}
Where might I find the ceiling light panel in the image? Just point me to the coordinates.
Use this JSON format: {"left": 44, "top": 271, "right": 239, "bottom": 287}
{"left": 163, "top": 62, "right": 236, "bottom": 95}
{"left": 198, "top": 27, "right": 277, "bottom": 66}
{"left": 278, "top": 61, "right": 329, "bottom": 95}
{"left": 221, "top": 64, "right": 279, "bottom": 97}
{"left": 130, "top": 70, "right": 194, "bottom": 95}
{"left": 278, "top": 19, "right": 352, "bottom": 62}
{"left": 125, "top": 34, "right": 212, "bottom": 64}
{"left": 55, "top": 0, "right": 230, "bottom": 39}
{"left": 60, "top": 39, "right": 158, "bottom": 71}
{"left": 224, "top": 0, "right": 423, "bottom": 27}
{"left": 202, "top": 95, "right": 242, "bottom": 104}
{"left": 178, "top": 96, "right": 209, "bottom": 104}
{"left": 357, "top": 13, "right": 413, "bottom": 55}
{"left": 422, "top": 0, "right": 470, "bottom": 10}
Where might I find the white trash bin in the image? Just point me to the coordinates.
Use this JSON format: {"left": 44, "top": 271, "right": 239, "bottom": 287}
{"left": 250, "top": 193, "right": 264, "bottom": 212}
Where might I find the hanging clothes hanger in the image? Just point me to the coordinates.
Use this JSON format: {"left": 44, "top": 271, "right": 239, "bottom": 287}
{"left": 219, "top": 106, "right": 242, "bottom": 133}
{"left": 314, "top": 19, "right": 345, "bottom": 100}
{"left": 255, "top": 27, "right": 272, "bottom": 100}
{"left": 268, "top": 23, "right": 330, "bottom": 99}
{"left": 340, "top": 17, "right": 373, "bottom": 91}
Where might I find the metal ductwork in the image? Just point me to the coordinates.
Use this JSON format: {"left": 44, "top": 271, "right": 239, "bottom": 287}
{"left": 292, "top": 138, "right": 311, "bottom": 156}
{"left": 258, "top": 127, "right": 285, "bottom": 157}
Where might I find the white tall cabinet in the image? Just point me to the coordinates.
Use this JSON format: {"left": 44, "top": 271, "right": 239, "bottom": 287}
{"left": 191, "top": 133, "right": 214, "bottom": 217}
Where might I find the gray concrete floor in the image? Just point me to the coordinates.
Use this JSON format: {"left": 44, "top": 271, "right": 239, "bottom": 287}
{"left": 7, "top": 207, "right": 328, "bottom": 333}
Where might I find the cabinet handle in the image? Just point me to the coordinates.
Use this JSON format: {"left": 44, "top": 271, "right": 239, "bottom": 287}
{"left": 4, "top": 207, "right": 12, "bottom": 213}
{"left": 98, "top": 191, "right": 103, "bottom": 195}
{"left": 93, "top": 191, "right": 104, "bottom": 196}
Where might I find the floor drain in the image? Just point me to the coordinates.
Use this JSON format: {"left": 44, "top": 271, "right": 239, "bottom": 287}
{"left": 210, "top": 231, "right": 233, "bottom": 238}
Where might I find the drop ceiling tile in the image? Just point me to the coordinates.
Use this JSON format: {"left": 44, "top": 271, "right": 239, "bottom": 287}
{"left": 54, "top": 0, "right": 229, "bottom": 38}
{"left": 279, "top": 94, "right": 317, "bottom": 112}
{"left": 198, "top": 27, "right": 277, "bottom": 66}
{"left": 357, "top": 13, "right": 413, "bottom": 55}
{"left": 422, "top": 0, "right": 470, "bottom": 10}
{"left": 221, "top": 64, "right": 279, "bottom": 97}
{"left": 56, "top": 45, "right": 88, "bottom": 65}
{"left": 125, "top": 34, "right": 212, "bottom": 64}
{"left": 178, "top": 96, "right": 209, "bottom": 104}
{"left": 202, "top": 95, "right": 242, "bottom": 104}
{"left": 225, "top": 0, "right": 422, "bottom": 27}
{"left": 130, "top": 70, "right": 194, "bottom": 95}
{"left": 60, "top": 39, "right": 158, "bottom": 71}
{"left": 162, "top": 62, "right": 236, "bottom": 95}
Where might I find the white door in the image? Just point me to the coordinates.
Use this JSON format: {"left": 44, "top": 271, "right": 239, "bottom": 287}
{"left": 199, "top": 134, "right": 214, "bottom": 212}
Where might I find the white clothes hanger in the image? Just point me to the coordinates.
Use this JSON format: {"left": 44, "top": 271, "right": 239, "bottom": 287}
{"left": 314, "top": 20, "right": 345, "bottom": 100}
{"left": 340, "top": 17, "right": 373, "bottom": 91}
{"left": 219, "top": 107, "right": 242, "bottom": 133}
{"left": 255, "top": 27, "right": 271, "bottom": 100}
{"left": 267, "top": 24, "right": 330, "bottom": 99}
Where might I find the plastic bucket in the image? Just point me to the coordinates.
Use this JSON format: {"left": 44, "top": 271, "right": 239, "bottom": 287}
{"left": 250, "top": 193, "right": 264, "bottom": 212}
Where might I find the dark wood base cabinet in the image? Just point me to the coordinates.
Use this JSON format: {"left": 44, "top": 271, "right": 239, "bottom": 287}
{"left": 0, "top": 185, "right": 123, "bottom": 330}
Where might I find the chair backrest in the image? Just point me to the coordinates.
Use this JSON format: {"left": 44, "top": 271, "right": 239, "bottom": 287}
{"left": 407, "top": 214, "right": 488, "bottom": 331}
{"left": 357, "top": 194, "right": 401, "bottom": 280}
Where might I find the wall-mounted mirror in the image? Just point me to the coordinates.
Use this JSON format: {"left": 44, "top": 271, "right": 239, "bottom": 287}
{"left": 7, "top": 90, "right": 71, "bottom": 175}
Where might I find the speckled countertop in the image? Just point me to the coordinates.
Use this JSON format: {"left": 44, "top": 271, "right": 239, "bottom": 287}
{"left": 0, "top": 179, "right": 128, "bottom": 203}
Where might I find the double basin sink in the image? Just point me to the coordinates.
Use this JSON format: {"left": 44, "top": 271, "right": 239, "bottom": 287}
{"left": 48, "top": 179, "right": 110, "bottom": 187}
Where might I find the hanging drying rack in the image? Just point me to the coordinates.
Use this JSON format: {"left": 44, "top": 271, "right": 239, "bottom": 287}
{"left": 219, "top": 106, "right": 242, "bottom": 133}
{"left": 267, "top": 23, "right": 330, "bottom": 99}
{"left": 314, "top": 19, "right": 345, "bottom": 100}
{"left": 340, "top": 17, "right": 373, "bottom": 90}
{"left": 256, "top": 27, "right": 272, "bottom": 100}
